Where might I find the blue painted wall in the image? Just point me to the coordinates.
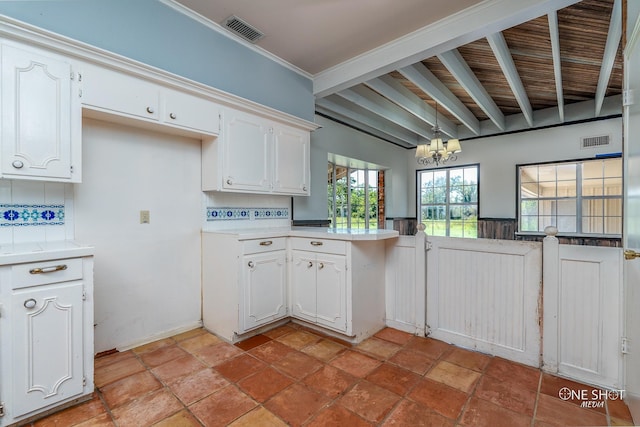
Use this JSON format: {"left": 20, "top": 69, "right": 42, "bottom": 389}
{"left": 0, "top": 0, "right": 314, "bottom": 121}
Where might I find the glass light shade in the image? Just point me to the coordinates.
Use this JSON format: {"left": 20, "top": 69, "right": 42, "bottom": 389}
{"left": 430, "top": 138, "right": 444, "bottom": 153}
{"left": 446, "top": 138, "right": 461, "bottom": 153}
{"left": 415, "top": 143, "right": 430, "bottom": 158}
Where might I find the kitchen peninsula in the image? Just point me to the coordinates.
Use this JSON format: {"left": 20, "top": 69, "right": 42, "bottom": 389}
{"left": 202, "top": 227, "right": 398, "bottom": 343}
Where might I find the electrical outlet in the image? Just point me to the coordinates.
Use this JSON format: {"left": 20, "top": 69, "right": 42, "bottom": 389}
{"left": 140, "top": 210, "right": 150, "bottom": 224}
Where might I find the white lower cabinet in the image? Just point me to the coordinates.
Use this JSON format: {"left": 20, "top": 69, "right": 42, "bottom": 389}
{"left": 291, "top": 250, "right": 347, "bottom": 333}
{"left": 202, "top": 232, "right": 387, "bottom": 343}
{"left": 241, "top": 248, "right": 287, "bottom": 332}
{"left": 202, "top": 233, "right": 288, "bottom": 342}
{"left": 0, "top": 256, "right": 94, "bottom": 427}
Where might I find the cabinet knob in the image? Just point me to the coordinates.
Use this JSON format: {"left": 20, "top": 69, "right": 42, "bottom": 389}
{"left": 12, "top": 160, "right": 24, "bottom": 169}
{"left": 169, "top": 112, "right": 177, "bottom": 120}
{"left": 307, "top": 261, "right": 313, "bottom": 268}
{"left": 146, "top": 106, "right": 154, "bottom": 114}
{"left": 24, "top": 298, "right": 37, "bottom": 309}
{"left": 226, "top": 178, "right": 233, "bottom": 185}
{"left": 303, "top": 186, "right": 307, "bottom": 191}
{"left": 248, "top": 261, "right": 255, "bottom": 268}
{"left": 318, "top": 262, "right": 324, "bottom": 269}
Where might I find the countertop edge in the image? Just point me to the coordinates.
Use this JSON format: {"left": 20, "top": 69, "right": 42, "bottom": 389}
{"left": 202, "top": 228, "right": 400, "bottom": 241}
{"left": 0, "top": 244, "right": 95, "bottom": 266}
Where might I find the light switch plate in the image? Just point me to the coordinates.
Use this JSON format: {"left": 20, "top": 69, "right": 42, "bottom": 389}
{"left": 140, "top": 210, "right": 150, "bottom": 224}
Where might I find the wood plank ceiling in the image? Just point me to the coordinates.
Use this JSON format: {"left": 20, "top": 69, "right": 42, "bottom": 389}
{"left": 315, "top": 0, "right": 623, "bottom": 148}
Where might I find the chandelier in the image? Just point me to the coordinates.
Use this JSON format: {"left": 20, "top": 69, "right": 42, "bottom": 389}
{"left": 415, "top": 104, "right": 461, "bottom": 166}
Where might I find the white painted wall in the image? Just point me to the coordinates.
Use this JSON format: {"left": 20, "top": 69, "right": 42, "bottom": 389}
{"left": 293, "top": 115, "right": 413, "bottom": 220}
{"left": 407, "top": 117, "right": 622, "bottom": 218}
{"left": 75, "top": 118, "right": 202, "bottom": 352}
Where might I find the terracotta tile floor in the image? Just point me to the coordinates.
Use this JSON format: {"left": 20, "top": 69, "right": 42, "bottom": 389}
{"left": 27, "top": 323, "right": 635, "bottom": 427}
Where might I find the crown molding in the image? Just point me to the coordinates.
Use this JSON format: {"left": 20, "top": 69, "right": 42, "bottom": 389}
{"left": 158, "top": 0, "right": 312, "bottom": 79}
{"left": 0, "top": 14, "right": 317, "bottom": 131}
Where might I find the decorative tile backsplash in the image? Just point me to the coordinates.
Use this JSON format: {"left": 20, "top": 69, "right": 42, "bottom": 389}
{"left": 0, "top": 204, "right": 65, "bottom": 227}
{"left": 206, "top": 207, "right": 289, "bottom": 222}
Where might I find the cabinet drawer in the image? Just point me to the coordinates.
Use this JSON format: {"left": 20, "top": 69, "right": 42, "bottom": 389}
{"left": 242, "top": 237, "right": 287, "bottom": 254}
{"left": 290, "top": 237, "right": 346, "bottom": 255}
{"left": 11, "top": 258, "right": 83, "bottom": 289}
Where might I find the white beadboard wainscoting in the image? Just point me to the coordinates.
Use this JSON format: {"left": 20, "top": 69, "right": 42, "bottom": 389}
{"left": 543, "top": 234, "right": 623, "bottom": 389}
{"left": 385, "top": 231, "right": 624, "bottom": 388}
{"left": 384, "top": 234, "right": 425, "bottom": 335}
{"left": 425, "top": 236, "right": 542, "bottom": 367}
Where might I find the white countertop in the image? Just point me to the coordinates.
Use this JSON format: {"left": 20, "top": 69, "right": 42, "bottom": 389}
{"left": 203, "top": 227, "right": 399, "bottom": 241}
{"left": 0, "top": 240, "right": 95, "bottom": 266}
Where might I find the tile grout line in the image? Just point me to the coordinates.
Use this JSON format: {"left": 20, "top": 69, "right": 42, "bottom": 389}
{"left": 530, "top": 368, "right": 543, "bottom": 427}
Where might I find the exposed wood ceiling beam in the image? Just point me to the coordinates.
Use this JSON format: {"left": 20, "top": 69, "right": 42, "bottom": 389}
{"left": 316, "top": 96, "right": 421, "bottom": 146}
{"left": 399, "top": 63, "right": 480, "bottom": 135}
{"left": 486, "top": 32, "right": 534, "bottom": 127}
{"left": 437, "top": 49, "right": 506, "bottom": 131}
{"left": 594, "top": 0, "right": 621, "bottom": 117}
{"left": 335, "top": 85, "right": 436, "bottom": 140}
{"left": 316, "top": 106, "right": 415, "bottom": 148}
{"left": 547, "top": 11, "right": 564, "bottom": 122}
{"left": 313, "top": 0, "right": 581, "bottom": 98}
{"left": 364, "top": 75, "right": 457, "bottom": 138}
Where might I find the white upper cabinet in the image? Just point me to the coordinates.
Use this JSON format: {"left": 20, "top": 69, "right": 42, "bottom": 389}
{"left": 273, "top": 124, "right": 309, "bottom": 194}
{"left": 81, "top": 64, "right": 160, "bottom": 122}
{"left": 0, "top": 42, "right": 81, "bottom": 182}
{"left": 220, "top": 108, "right": 271, "bottom": 192}
{"left": 81, "top": 64, "right": 220, "bottom": 136}
{"left": 202, "top": 106, "right": 310, "bottom": 196}
{"left": 162, "top": 88, "right": 220, "bottom": 135}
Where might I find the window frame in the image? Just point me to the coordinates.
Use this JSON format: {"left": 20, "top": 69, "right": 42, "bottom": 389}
{"left": 516, "top": 156, "right": 623, "bottom": 237}
{"left": 416, "top": 163, "right": 480, "bottom": 238}
{"left": 328, "top": 162, "right": 382, "bottom": 230}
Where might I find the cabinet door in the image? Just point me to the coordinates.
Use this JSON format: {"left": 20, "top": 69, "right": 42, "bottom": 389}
{"left": 1, "top": 44, "right": 74, "bottom": 180}
{"left": 163, "top": 89, "right": 220, "bottom": 135}
{"left": 11, "top": 281, "right": 85, "bottom": 417}
{"left": 81, "top": 64, "right": 160, "bottom": 122}
{"left": 272, "top": 125, "right": 310, "bottom": 195}
{"left": 315, "top": 254, "right": 347, "bottom": 332}
{"left": 290, "top": 250, "right": 317, "bottom": 323}
{"left": 222, "top": 109, "right": 271, "bottom": 192}
{"left": 241, "top": 250, "right": 287, "bottom": 332}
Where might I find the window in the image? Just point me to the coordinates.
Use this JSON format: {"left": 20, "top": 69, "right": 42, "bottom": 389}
{"left": 328, "top": 162, "right": 383, "bottom": 229}
{"left": 518, "top": 157, "right": 622, "bottom": 236}
{"left": 417, "top": 165, "right": 478, "bottom": 238}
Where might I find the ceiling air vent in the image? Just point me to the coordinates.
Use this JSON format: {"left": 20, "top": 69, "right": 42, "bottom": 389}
{"left": 581, "top": 135, "right": 610, "bottom": 149}
{"left": 222, "top": 15, "right": 264, "bottom": 43}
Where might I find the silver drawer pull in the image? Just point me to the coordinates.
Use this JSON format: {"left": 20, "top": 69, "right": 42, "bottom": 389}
{"left": 146, "top": 106, "right": 154, "bottom": 114}
{"left": 259, "top": 241, "right": 273, "bottom": 246}
{"left": 307, "top": 261, "right": 313, "bottom": 268}
{"left": 318, "top": 262, "right": 324, "bottom": 269}
{"left": 169, "top": 112, "right": 177, "bottom": 120}
{"left": 248, "top": 261, "right": 255, "bottom": 268}
{"left": 29, "top": 264, "right": 67, "bottom": 275}
{"left": 24, "top": 298, "right": 36, "bottom": 309}
{"left": 310, "top": 241, "right": 323, "bottom": 246}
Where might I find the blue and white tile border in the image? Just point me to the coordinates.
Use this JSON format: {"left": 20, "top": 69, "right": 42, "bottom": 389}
{"left": 206, "top": 207, "right": 289, "bottom": 222}
{"left": 0, "top": 204, "right": 65, "bottom": 227}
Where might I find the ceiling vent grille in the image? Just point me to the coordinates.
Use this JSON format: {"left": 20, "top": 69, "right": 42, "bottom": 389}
{"left": 222, "top": 15, "right": 264, "bottom": 43}
{"left": 581, "top": 135, "right": 610, "bottom": 149}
